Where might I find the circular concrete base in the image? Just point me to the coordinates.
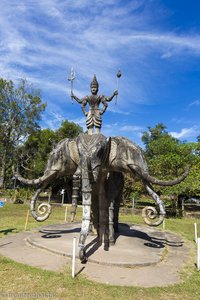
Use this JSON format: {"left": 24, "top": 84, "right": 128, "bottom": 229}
{"left": 0, "top": 222, "right": 192, "bottom": 286}
{"left": 27, "top": 222, "right": 184, "bottom": 268}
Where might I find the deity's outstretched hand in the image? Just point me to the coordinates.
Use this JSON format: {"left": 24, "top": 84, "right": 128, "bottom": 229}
{"left": 71, "top": 91, "right": 82, "bottom": 104}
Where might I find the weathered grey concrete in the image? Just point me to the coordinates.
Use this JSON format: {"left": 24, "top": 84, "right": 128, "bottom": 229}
{"left": 0, "top": 223, "right": 192, "bottom": 287}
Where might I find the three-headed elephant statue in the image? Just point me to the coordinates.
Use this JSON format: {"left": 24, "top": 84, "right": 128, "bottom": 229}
{"left": 15, "top": 133, "right": 189, "bottom": 262}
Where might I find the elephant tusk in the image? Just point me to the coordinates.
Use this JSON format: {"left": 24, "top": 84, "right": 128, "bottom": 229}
{"left": 13, "top": 170, "right": 58, "bottom": 186}
{"left": 128, "top": 164, "right": 190, "bottom": 186}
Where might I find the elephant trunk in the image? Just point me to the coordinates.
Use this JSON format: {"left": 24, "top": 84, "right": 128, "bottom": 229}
{"left": 129, "top": 165, "right": 189, "bottom": 186}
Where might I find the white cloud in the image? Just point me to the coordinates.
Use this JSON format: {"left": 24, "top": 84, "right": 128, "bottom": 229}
{"left": 41, "top": 111, "right": 65, "bottom": 130}
{"left": 0, "top": 0, "right": 200, "bottom": 118}
{"left": 170, "top": 127, "right": 199, "bottom": 139}
{"left": 189, "top": 100, "right": 200, "bottom": 106}
{"left": 0, "top": 0, "right": 199, "bottom": 145}
{"left": 102, "top": 122, "right": 143, "bottom": 138}
{"left": 107, "top": 106, "right": 130, "bottom": 115}
{"left": 120, "top": 125, "right": 143, "bottom": 132}
{"left": 1, "top": 0, "right": 200, "bottom": 92}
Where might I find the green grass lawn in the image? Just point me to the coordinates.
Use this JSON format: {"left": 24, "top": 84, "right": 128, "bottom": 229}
{"left": 0, "top": 203, "right": 200, "bottom": 300}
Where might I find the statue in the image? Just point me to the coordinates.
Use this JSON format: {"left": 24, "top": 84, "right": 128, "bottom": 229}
{"left": 14, "top": 70, "right": 189, "bottom": 263}
{"left": 71, "top": 75, "right": 118, "bottom": 135}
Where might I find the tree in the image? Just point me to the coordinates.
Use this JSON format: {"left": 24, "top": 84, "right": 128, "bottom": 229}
{"left": 55, "top": 120, "right": 83, "bottom": 141}
{"left": 142, "top": 123, "right": 168, "bottom": 156}
{"left": 17, "top": 128, "right": 56, "bottom": 179}
{"left": 0, "top": 78, "right": 46, "bottom": 188}
{"left": 141, "top": 124, "right": 196, "bottom": 197}
{"left": 123, "top": 174, "right": 145, "bottom": 204}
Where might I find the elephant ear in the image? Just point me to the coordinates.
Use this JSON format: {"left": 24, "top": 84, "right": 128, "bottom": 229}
{"left": 109, "top": 139, "right": 118, "bottom": 164}
{"left": 68, "top": 141, "right": 80, "bottom": 164}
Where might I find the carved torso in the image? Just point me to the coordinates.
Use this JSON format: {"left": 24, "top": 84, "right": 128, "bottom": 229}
{"left": 83, "top": 95, "right": 106, "bottom": 129}
{"left": 86, "top": 94, "right": 103, "bottom": 110}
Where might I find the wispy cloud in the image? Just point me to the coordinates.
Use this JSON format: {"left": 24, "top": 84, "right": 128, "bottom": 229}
{"left": 102, "top": 123, "right": 144, "bottom": 144}
{"left": 0, "top": 0, "right": 200, "bottom": 143}
{"left": 107, "top": 106, "right": 130, "bottom": 115}
{"left": 41, "top": 111, "right": 65, "bottom": 130}
{"left": 170, "top": 127, "right": 199, "bottom": 139}
{"left": 120, "top": 125, "right": 143, "bottom": 132}
{"left": 189, "top": 100, "right": 200, "bottom": 107}
{"left": 42, "top": 110, "right": 87, "bottom": 131}
{"left": 1, "top": 0, "right": 200, "bottom": 94}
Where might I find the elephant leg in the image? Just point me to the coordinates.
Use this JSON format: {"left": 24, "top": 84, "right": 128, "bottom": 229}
{"left": 31, "top": 184, "right": 52, "bottom": 222}
{"left": 109, "top": 200, "right": 115, "bottom": 245}
{"left": 113, "top": 199, "right": 120, "bottom": 233}
{"left": 143, "top": 183, "right": 166, "bottom": 226}
{"left": 90, "top": 189, "right": 99, "bottom": 235}
{"left": 70, "top": 168, "right": 81, "bottom": 222}
{"left": 78, "top": 170, "right": 92, "bottom": 263}
{"left": 99, "top": 207, "right": 109, "bottom": 250}
{"left": 99, "top": 175, "right": 109, "bottom": 251}
{"left": 106, "top": 172, "right": 123, "bottom": 236}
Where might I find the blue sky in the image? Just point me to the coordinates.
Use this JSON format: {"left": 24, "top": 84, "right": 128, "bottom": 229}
{"left": 0, "top": 0, "right": 200, "bottom": 146}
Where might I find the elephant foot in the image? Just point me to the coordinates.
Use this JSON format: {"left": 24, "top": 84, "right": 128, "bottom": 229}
{"left": 114, "top": 227, "right": 119, "bottom": 233}
{"left": 104, "top": 242, "right": 109, "bottom": 251}
{"left": 98, "top": 237, "right": 103, "bottom": 246}
{"left": 70, "top": 212, "right": 75, "bottom": 222}
{"left": 79, "top": 248, "right": 87, "bottom": 264}
{"left": 109, "top": 239, "right": 115, "bottom": 246}
{"left": 89, "top": 225, "right": 97, "bottom": 236}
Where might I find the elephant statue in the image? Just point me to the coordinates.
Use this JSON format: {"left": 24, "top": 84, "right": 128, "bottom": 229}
{"left": 15, "top": 133, "right": 189, "bottom": 262}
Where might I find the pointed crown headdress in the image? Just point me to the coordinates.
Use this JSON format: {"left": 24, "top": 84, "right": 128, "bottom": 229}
{"left": 90, "top": 74, "right": 99, "bottom": 88}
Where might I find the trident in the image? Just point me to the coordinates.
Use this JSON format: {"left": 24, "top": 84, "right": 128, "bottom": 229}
{"left": 115, "top": 69, "right": 122, "bottom": 104}
{"left": 68, "top": 67, "right": 76, "bottom": 104}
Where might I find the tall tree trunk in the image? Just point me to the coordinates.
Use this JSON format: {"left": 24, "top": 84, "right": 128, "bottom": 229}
{"left": 0, "top": 150, "right": 7, "bottom": 188}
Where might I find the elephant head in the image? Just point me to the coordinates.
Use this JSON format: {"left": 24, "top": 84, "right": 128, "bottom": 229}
{"left": 14, "top": 138, "right": 80, "bottom": 187}
{"left": 108, "top": 136, "right": 189, "bottom": 226}
{"left": 14, "top": 137, "right": 80, "bottom": 221}
{"left": 108, "top": 136, "right": 189, "bottom": 185}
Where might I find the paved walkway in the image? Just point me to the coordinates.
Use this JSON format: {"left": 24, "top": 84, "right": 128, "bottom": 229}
{"left": 0, "top": 223, "right": 192, "bottom": 287}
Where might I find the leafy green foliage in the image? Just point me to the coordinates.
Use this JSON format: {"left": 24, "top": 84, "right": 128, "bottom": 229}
{"left": 55, "top": 120, "right": 83, "bottom": 140}
{"left": 0, "top": 78, "right": 46, "bottom": 187}
{"left": 142, "top": 123, "right": 200, "bottom": 198}
{"left": 123, "top": 174, "right": 145, "bottom": 204}
{"left": 17, "top": 128, "right": 56, "bottom": 178}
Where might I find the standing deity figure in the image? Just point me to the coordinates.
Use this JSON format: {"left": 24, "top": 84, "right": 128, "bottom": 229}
{"left": 71, "top": 75, "right": 118, "bottom": 135}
